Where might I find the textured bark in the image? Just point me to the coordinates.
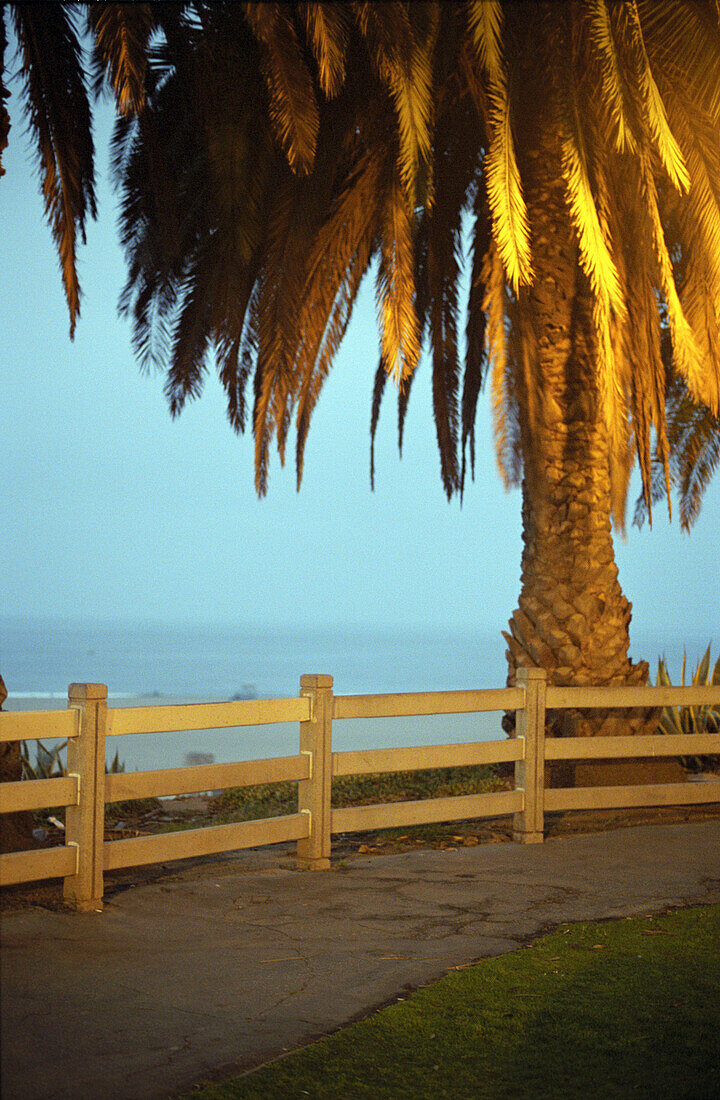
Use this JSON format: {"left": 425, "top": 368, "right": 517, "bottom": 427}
{"left": 502, "top": 144, "right": 682, "bottom": 787}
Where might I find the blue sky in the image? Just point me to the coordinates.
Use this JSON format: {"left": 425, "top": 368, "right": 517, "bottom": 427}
{"left": 1, "top": 82, "right": 718, "bottom": 662}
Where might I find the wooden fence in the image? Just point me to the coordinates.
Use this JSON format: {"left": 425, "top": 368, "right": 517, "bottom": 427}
{"left": 1, "top": 669, "right": 719, "bottom": 911}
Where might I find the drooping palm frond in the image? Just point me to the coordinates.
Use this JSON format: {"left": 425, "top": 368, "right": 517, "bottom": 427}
{"left": 289, "top": 105, "right": 386, "bottom": 487}
{"left": 482, "top": 72, "right": 532, "bottom": 294}
{"left": 353, "top": 0, "right": 433, "bottom": 205}
{"left": 87, "top": 2, "right": 155, "bottom": 115}
{"left": 466, "top": 0, "right": 504, "bottom": 87}
{"left": 638, "top": 154, "right": 704, "bottom": 402}
{"left": 557, "top": 75, "right": 627, "bottom": 442}
{"left": 635, "top": 373, "right": 720, "bottom": 530}
{"left": 299, "top": 1, "right": 348, "bottom": 99}
{"left": 243, "top": 1, "right": 319, "bottom": 176}
{"left": 625, "top": 0, "right": 690, "bottom": 192}
{"left": 418, "top": 77, "right": 481, "bottom": 498}
{"left": 460, "top": 187, "right": 491, "bottom": 498}
{"left": 106, "top": 0, "right": 720, "bottom": 534}
{"left": 370, "top": 355, "right": 388, "bottom": 492}
{"left": 586, "top": 0, "right": 640, "bottom": 153}
{"left": 375, "top": 152, "right": 421, "bottom": 386}
{"left": 11, "top": 2, "right": 96, "bottom": 336}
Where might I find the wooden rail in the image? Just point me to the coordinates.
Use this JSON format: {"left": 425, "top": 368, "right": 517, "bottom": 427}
{"left": 2, "top": 670, "right": 719, "bottom": 910}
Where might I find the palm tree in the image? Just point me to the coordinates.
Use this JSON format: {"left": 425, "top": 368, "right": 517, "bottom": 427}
{"left": 11, "top": 3, "right": 720, "bottom": 783}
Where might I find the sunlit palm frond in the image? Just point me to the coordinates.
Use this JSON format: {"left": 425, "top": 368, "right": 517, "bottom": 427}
{"left": 638, "top": 0, "right": 720, "bottom": 120}
{"left": 87, "top": 2, "right": 154, "bottom": 115}
{"left": 481, "top": 238, "right": 518, "bottom": 489}
{"left": 586, "top": 0, "right": 639, "bottom": 153}
{"left": 11, "top": 2, "right": 96, "bottom": 336}
{"left": 558, "top": 79, "right": 624, "bottom": 316}
{"left": 354, "top": 1, "right": 432, "bottom": 204}
{"left": 637, "top": 155, "right": 703, "bottom": 401}
{"left": 299, "top": 1, "right": 348, "bottom": 99}
{"left": 376, "top": 154, "right": 421, "bottom": 386}
{"left": 466, "top": 0, "right": 504, "bottom": 87}
{"left": 484, "top": 76, "right": 532, "bottom": 293}
{"left": 626, "top": 0, "right": 690, "bottom": 192}
{"left": 386, "top": 33, "right": 433, "bottom": 203}
{"left": 243, "top": 1, "right": 319, "bottom": 175}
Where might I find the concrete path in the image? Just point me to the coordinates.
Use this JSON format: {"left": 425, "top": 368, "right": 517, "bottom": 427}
{"left": 2, "top": 820, "right": 719, "bottom": 1100}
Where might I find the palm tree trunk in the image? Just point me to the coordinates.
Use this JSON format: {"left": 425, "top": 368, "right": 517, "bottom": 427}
{"left": 502, "top": 146, "right": 683, "bottom": 787}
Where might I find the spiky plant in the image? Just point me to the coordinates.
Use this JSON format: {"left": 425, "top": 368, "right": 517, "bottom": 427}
{"left": 20, "top": 739, "right": 68, "bottom": 781}
{"left": 20, "top": 740, "right": 126, "bottom": 781}
{"left": 656, "top": 644, "right": 720, "bottom": 770}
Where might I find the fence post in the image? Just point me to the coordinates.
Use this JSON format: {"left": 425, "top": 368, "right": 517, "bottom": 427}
{"left": 513, "top": 667, "right": 546, "bottom": 844}
{"left": 297, "top": 675, "right": 333, "bottom": 870}
{"left": 64, "top": 684, "right": 107, "bottom": 911}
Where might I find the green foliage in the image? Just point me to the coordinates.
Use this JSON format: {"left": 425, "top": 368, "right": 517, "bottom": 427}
{"left": 20, "top": 739, "right": 68, "bottom": 781}
{"left": 214, "top": 765, "right": 503, "bottom": 823}
{"left": 179, "top": 905, "right": 720, "bottom": 1100}
{"left": 656, "top": 644, "right": 720, "bottom": 769}
{"left": 20, "top": 741, "right": 126, "bottom": 781}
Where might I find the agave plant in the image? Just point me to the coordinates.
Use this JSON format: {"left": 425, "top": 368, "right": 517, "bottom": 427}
{"left": 656, "top": 645, "right": 720, "bottom": 771}
{"left": 20, "top": 739, "right": 68, "bottom": 781}
{"left": 20, "top": 741, "right": 126, "bottom": 781}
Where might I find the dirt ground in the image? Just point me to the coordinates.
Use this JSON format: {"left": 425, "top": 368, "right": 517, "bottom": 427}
{"left": 3, "top": 789, "right": 719, "bottom": 913}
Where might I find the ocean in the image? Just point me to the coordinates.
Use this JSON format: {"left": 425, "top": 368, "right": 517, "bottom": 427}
{"left": 0, "top": 616, "right": 707, "bottom": 775}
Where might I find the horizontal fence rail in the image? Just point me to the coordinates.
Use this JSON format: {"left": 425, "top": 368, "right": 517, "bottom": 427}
{"left": 1, "top": 670, "right": 719, "bottom": 909}
{"left": 0, "top": 708, "right": 79, "bottom": 743}
{"left": 106, "top": 696, "right": 310, "bottom": 736}
{"left": 332, "top": 687, "right": 523, "bottom": 720}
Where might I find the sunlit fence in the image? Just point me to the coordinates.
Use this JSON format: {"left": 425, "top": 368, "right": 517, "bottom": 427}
{"left": 1, "top": 669, "right": 719, "bottom": 911}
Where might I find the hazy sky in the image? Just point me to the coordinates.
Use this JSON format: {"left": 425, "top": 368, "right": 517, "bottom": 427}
{"left": 2, "top": 83, "right": 718, "bottom": 657}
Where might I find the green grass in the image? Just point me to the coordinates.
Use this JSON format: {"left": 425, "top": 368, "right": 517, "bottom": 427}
{"left": 215, "top": 765, "right": 505, "bottom": 822}
{"left": 178, "top": 905, "right": 720, "bottom": 1100}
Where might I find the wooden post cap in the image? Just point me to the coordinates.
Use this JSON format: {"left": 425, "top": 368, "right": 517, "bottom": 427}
{"left": 300, "top": 675, "right": 334, "bottom": 689}
{"left": 68, "top": 683, "right": 108, "bottom": 701}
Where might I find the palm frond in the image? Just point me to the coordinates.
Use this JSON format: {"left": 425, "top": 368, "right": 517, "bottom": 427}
{"left": 635, "top": 376, "right": 720, "bottom": 530}
{"left": 460, "top": 189, "right": 491, "bottom": 498}
{"left": 294, "top": 141, "right": 384, "bottom": 487}
{"left": 299, "top": 1, "right": 348, "bottom": 99}
{"left": 243, "top": 1, "right": 319, "bottom": 175}
{"left": 370, "top": 355, "right": 388, "bottom": 491}
{"left": 295, "top": 228, "right": 374, "bottom": 487}
{"left": 354, "top": 1, "right": 432, "bottom": 203}
{"left": 375, "top": 154, "right": 421, "bottom": 386}
{"left": 638, "top": 155, "right": 703, "bottom": 402}
{"left": 87, "top": 2, "right": 154, "bottom": 115}
{"left": 163, "top": 248, "right": 215, "bottom": 416}
{"left": 627, "top": 0, "right": 690, "bottom": 192}
{"left": 466, "top": 0, "right": 504, "bottom": 87}
{"left": 586, "top": 0, "right": 639, "bottom": 153}
{"left": 11, "top": 2, "right": 96, "bottom": 336}
{"left": 482, "top": 238, "right": 519, "bottom": 489}
{"left": 484, "top": 76, "right": 532, "bottom": 293}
